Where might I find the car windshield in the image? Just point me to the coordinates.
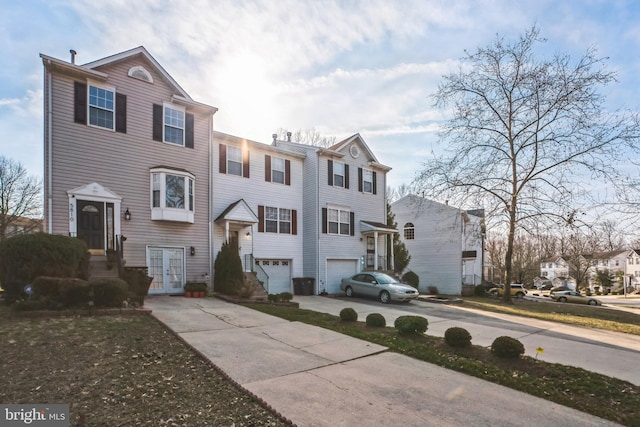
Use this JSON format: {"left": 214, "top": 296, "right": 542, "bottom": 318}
{"left": 374, "top": 273, "right": 398, "bottom": 285}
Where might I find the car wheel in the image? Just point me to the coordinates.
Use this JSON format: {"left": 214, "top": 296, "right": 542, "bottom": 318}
{"left": 379, "top": 291, "right": 391, "bottom": 304}
{"left": 345, "top": 286, "right": 353, "bottom": 297}
{"left": 515, "top": 292, "right": 524, "bottom": 298}
{"left": 588, "top": 299, "right": 597, "bottom": 306}
{"left": 558, "top": 297, "right": 567, "bottom": 303}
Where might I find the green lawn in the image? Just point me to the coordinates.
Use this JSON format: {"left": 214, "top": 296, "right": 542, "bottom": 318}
{"left": 243, "top": 302, "right": 640, "bottom": 427}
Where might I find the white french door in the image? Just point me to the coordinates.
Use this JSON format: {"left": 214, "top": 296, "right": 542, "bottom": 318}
{"left": 148, "top": 247, "right": 185, "bottom": 294}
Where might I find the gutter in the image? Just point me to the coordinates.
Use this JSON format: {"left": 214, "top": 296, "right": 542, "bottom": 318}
{"left": 46, "top": 62, "right": 53, "bottom": 233}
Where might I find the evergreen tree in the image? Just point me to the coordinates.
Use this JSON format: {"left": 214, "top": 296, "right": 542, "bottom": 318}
{"left": 387, "top": 202, "right": 411, "bottom": 274}
{"left": 213, "top": 240, "right": 244, "bottom": 295}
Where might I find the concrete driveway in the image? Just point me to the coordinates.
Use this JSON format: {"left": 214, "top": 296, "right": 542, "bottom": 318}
{"left": 146, "top": 296, "right": 622, "bottom": 427}
{"left": 295, "top": 295, "right": 640, "bottom": 386}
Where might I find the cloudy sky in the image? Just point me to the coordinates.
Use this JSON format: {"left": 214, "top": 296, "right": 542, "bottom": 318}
{"left": 2, "top": 0, "right": 640, "bottom": 192}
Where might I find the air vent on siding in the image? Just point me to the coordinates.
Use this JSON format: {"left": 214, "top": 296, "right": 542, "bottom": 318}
{"left": 128, "top": 66, "right": 154, "bottom": 83}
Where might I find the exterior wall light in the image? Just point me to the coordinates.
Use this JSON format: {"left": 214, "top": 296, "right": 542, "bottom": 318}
{"left": 124, "top": 208, "right": 131, "bottom": 221}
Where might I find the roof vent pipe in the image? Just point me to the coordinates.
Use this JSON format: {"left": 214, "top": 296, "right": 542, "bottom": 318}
{"left": 70, "top": 49, "right": 77, "bottom": 64}
{"left": 272, "top": 133, "right": 277, "bottom": 142}
{"left": 286, "top": 131, "right": 292, "bottom": 142}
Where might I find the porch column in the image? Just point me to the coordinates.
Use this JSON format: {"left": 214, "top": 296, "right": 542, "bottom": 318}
{"left": 374, "top": 231, "right": 379, "bottom": 270}
{"left": 390, "top": 233, "right": 395, "bottom": 271}
{"left": 224, "top": 221, "right": 229, "bottom": 242}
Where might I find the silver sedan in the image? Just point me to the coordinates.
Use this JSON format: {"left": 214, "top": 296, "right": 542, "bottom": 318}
{"left": 340, "top": 272, "right": 419, "bottom": 303}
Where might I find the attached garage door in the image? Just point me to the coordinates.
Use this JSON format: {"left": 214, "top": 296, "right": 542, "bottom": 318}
{"left": 258, "top": 259, "right": 292, "bottom": 294}
{"left": 326, "top": 259, "right": 358, "bottom": 294}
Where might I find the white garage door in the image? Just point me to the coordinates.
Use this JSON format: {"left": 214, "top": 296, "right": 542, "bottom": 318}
{"left": 258, "top": 259, "right": 292, "bottom": 294}
{"left": 326, "top": 259, "right": 358, "bottom": 294}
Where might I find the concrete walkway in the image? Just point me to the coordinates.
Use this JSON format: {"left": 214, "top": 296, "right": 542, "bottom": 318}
{"left": 294, "top": 295, "right": 640, "bottom": 386}
{"left": 145, "top": 296, "right": 621, "bottom": 427}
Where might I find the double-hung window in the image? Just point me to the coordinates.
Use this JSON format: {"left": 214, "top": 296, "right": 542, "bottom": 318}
{"left": 89, "top": 84, "right": 114, "bottom": 130}
{"left": 150, "top": 168, "right": 195, "bottom": 223}
{"left": 164, "top": 105, "right": 185, "bottom": 145}
{"left": 363, "top": 169, "right": 373, "bottom": 193}
{"left": 272, "top": 157, "right": 285, "bottom": 184}
{"left": 333, "top": 162, "right": 345, "bottom": 187}
{"left": 227, "top": 146, "right": 243, "bottom": 176}
{"left": 260, "top": 206, "right": 295, "bottom": 234}
{"left": 328, "top": 208, "right": 350, "bottom": 235}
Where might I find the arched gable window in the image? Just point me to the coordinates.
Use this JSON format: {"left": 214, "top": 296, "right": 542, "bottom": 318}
{"left": 403, "top": 222, "right": 415, "bottom": 240}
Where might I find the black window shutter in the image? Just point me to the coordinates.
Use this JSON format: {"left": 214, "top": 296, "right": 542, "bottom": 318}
{"left": 292, "top": 209, "right": 297, "bottom": 235}
{"left": 345, "top": 165, "right": 350, "bottom": 189}
{"left": 327, "top": 160, "right": 333, "bottom": 186}
{"left": 152, "top": 104, "right": 163, "bottom": 141}
{"left": 185, "top": 113, "right": 194, "bottom": 148}
{"left": 74, "top": 82, "right": 87, "bottom": 124}
{"left": 219, "top": 144, "right": 227, "bottom": 174}
{"left": 322, "top": 208, "right": 327, "bottom": 234}
{"left": 258, "top": 205, "right": 265, "bottom": 232}
{"left": 243, "top": 150, "right": 250, "bottom": 178}
{"left": 358, "top": 167, "right": 363, "bottom": 192}
{"left": 373, "top": 171, "right": 377, "bottom": 194}
{"left": 350, "top": 212, "right": 355, "bottom": 236}
{"left": 285, "top": 159, "right": 291, "bottom": 186}
{"left": 265, "top": 155, "right": 271, "bottom": 182}
{"left": 115, "top": 93, "right": 127, "bottom": 133}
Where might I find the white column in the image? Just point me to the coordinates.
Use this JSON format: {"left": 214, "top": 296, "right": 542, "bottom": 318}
{"left": 373, "top": 231, "right": 379, "bottom": 270}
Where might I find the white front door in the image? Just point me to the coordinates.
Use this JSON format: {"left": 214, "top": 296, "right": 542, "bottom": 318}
{"left": 148, "top": 247, "right": 185, "bottom": 294}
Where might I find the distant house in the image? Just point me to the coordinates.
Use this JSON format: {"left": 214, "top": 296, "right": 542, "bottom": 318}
{"left": 625, "top": 249, "right": 640, "bottom": 291}
{"left": 538, "top": 255, "right": 576, "bottom": 289}
{"left": 2, "top": 216, "right": 43, "bottom": 240}
{"left": 391, "top": 195, "right": 484, "bottom": 295}
{"left": 582, "top": 250, "right": 627, "bottom": 291}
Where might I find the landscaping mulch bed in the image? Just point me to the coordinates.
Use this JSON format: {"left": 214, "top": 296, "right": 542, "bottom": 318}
{"left": 0, "top": 309, "right": 291, "bottom": 426}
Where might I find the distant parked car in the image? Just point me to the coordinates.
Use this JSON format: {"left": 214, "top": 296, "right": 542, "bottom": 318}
{"left": 537, "top": 284, "right": 553, "bottom": 291}
{"left": 550, "top": 290, "right": 601, "bottom": 306}
{"left": 489, "top": 284, "right": 527, "bottom": 298}
{"left": 341, "top": 272, "right": 419, "bottom": 304}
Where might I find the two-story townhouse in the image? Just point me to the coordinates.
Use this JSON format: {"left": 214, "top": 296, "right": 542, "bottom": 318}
{"left": 273, "top": 134, "right": 395, "bottom": 294}
{"left": 583, "top": 250, "right": 627, "bottom": 290}
{"left": 211, "top": 131, "right": 305, "bottom": 294}
{"left": 539, "top": 255, "right": 571, "bottom": 280}
{"left": 42, "top": 47, "right": 217, "bottom": 294}
{"left": 391, "top": 195, "right": 484, "bottom": 295}
{"left": 625, "top": 249, "right": 640, "bottom": 291}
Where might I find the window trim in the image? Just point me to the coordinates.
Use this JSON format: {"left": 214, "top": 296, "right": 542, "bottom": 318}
{"left": 163, "top": 103, "right": 186, "bottom": 146}
{"left": 150, "top": 167, "right": 195, "bottom": 223}
{"left": 327, "top": 207, "right": 351, "bottom": 236}
{"left": 87, "top": 81, "right": 115, "bottom": 131}
{"left": 363, "top": 169, "right": 374, "bottom": 194}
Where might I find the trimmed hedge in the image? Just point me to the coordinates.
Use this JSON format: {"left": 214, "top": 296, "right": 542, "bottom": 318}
{"left": 401, "top": 271, "right": 419, "bottom": 289}
{"left": 444, "top": 327, "right": 472, "bottom": 348}
{"left": 394, "top": 315, "right": 428, "bottom": 335}
{"left": 491, "top": 336, "right": 525, "bottom": 359}
{"left": 339, "top": 307, "right": 358, "bottom": 322}
{"left": 90, "top": 278, "right": 129, "bottom": 307}
{"left": 365, "top": 313, "right": 386, "bottom": 327}
{"left": 0, "top": 233, "right": 89, "bottom": 303}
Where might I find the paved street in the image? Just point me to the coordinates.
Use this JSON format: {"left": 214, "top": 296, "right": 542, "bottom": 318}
{"left": 294, "top": 295, "right": 640, "bottom": 386}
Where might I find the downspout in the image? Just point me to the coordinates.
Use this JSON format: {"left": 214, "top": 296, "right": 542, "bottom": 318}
{"left": 208, "top": 114, "right": 214, "bottom": 291}
{"left": 46, "top": 62, "right": 53, "bottom": 234}
{"left": 316, "top": 148, "right": 321, "bottom": 293}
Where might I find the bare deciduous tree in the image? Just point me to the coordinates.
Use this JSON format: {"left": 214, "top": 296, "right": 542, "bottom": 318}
{"left": 274, "top": 128, "right": 337, "bottom": 148}
{"left": 416, "top": 27, "right": 640, "bottom": 302}
{"left": 0, "top": 156, "right": 42, "bottom": 242}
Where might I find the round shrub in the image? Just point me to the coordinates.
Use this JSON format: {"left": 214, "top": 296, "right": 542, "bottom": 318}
{"left": 444, "top": 327, "right": 472, "bottom": 348}
{"left": 365, "top": 313, "right": 386, "bottom": 327}
{"left": 394, "top": 315, "right": 428, "bottom": 335}
{"left": 491, "top": 336, "right": 525, "bottom": 359}
{"left": 339, "top": 307, "right": 358, "bottom": 322}
{"left": 279, "top": 292, "right": 293, "bottom": 302}
{"left": 474, "top": 284, "right": 486, "bottom": 296}
{"left": 90, "top": 278, "right": 129, "bottom": 307}
{"left": 267, "top": 293, "right": 281, "bottom": 303}
{"left": 401, "top": 271, "right": 419, "bottom": 289}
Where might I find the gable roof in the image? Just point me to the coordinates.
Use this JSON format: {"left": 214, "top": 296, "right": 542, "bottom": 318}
{"left": 214, "top": 199, "right": 258, "bottom": 225}
{"left": 322, "top": 133, "right": 391, "bottom": 172}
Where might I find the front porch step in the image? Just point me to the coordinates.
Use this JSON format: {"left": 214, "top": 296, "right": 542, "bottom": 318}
{"left": 243, "top": 272, "right": 268, "bottom": 301}
{"left": 89, "top": 255, "right": 119, "bottom": 280}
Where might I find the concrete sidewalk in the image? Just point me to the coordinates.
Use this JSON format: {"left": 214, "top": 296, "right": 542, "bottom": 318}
{"left": 145, "top": 296, "right": 620, "bottom": 427}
